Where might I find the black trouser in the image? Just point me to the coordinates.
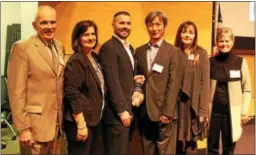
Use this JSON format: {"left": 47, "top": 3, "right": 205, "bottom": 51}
{"left": 138, "top": 112, "right": 177, "bottom": 155}
{"left": 208, "top": 112, "right": 236, "bottom": 155}
{"left": 176, "top": 140, "right": 198, "bottom": 154}
{"left": 102, "top": 124, "right": 133, "bottom": 155}
{"left": 63, "top": 119, "right": 103, "bottom": 155}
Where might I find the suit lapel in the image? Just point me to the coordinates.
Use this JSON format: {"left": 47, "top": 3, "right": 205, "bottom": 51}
{"left": 81, "top": 52, "right": 102, "bottom": 93}
{"left": 34, "top": 36, "right": 56, "bottom": 75}
{"left": 53, "top": 40, "right": 65, "bottom": 78}
{"left": 140, "top": 45, "right": 150, "bottom": 77}
{"left": 148, "top": 40, "right": 167, "bottom": 76}
{"left": 112, "top": 37, "right": 134, "bottom": 73}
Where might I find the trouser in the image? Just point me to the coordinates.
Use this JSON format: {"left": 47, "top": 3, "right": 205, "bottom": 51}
{"left": 63, "top": 119, "right": 103, "bottom": 155}
{"left": 21, "top": 125, "right": 60, "bottom": 155}
{"left": 139, "top": 113, "right": 178, "bottom": 155}
{"left": 208, "top": 112, "right": 236, "bottom": 155}
{"left": 103, "top": 124, "right": 132, "bottom": 155}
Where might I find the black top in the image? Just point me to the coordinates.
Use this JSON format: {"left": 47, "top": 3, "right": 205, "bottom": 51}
{"left": 210, "top": 51, "right": 242, "bottom": 113}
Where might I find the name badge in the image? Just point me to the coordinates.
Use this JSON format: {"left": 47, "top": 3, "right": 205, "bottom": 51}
{"left": 152, "top": 63, "right": 164, "bottom": 73}
{"left": 188, "top": 54, "right": 194, "bottom": 60}
{"left": 230, "top": 70, "right": 241, "bottom": 78}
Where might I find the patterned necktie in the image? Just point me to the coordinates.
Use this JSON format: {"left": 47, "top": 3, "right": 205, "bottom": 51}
{"left": 48, "top": 43, "right": 58, "bottom": 74}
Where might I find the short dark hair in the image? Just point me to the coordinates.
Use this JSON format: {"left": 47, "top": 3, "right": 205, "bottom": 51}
{"left": 113, "top": 11, "right": 130, "bottom": 22}
{"left": 71, "top": 20, "right": 98, "bottom": 53}
{"left": 145, "top": 11, "right": 168, "bottom": 27}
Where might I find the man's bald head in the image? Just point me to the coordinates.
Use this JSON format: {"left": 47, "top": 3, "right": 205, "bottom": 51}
{"left": 34, "top": 5, "right": 56, "bottom": 22}
{"left": 32, "top": 5, "right": 57, "bottom": 42}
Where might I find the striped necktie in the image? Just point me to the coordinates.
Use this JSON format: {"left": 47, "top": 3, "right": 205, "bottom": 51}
{"left": 48, "top": 43, "right": 58, "bottom": 74}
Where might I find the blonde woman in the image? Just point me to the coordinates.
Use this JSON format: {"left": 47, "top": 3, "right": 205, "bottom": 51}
{"left": 208, "top": 27, "right": 252, "bottom": 154}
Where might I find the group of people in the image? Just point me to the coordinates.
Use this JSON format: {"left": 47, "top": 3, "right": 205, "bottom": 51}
{"left": 7, "top": 5, "right": 251, "bottom": 155}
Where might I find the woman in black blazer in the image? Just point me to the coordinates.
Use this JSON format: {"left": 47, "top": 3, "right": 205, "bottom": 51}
{"left": 63, "top": 20, "right": 105, "bottom": 155}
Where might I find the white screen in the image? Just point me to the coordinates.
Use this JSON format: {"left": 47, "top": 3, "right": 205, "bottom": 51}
{"left": 249, "top": 2, "right": 254, "bottom": 22}
{"left": 220, "top": 2, "right": 255, "bottom": 37}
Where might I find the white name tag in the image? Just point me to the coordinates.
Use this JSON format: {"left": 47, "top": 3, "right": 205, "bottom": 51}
{"left": 230, "top": 70, "right": 241, "bottom": 78}
{"left": 188, "top": 54, "right": 194, "bottom": 60}
{"left": 152, "top": 63, "right": 164, "bottom": 73}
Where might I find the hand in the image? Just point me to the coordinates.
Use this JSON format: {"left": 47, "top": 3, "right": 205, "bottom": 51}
{"left": 134, "top": 75, "right": 145, "bottom": 84}
{"left": 119, "top": 111, "right": 132, "bottom": 127}
{"left": 132, "top": 91, "right": 144, "bottom": 107}
{"left": 19, "top": 129, "right": 36, "bottom": 147}
{"left": 241, "top": 114, "right": 250, "bottom": 125}
{"left": 159, "top": 115, "right": 170, "bottom": 124}
{"left": 76, "top": 125, "right": 88, "bottom": 142}
{"left": 199, "top": 116, "right": 208, "bottom": 123}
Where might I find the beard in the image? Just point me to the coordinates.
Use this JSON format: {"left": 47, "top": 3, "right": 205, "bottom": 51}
{"left": 115, "top": 29, "right": 130, "bottom": 39}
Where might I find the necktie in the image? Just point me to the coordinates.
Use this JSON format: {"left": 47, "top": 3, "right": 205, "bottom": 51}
{"left": 48, "top": 43, "right": 58, "bottom": 74}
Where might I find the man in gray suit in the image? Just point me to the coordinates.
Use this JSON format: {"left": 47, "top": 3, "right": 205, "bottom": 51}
{"left": 134, "top": 11, "right": 182, "bottom": 154}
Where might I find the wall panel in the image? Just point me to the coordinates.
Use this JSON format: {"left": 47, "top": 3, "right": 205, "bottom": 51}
{"left": 40, "top": 2, "right": 213, "bottom": 55}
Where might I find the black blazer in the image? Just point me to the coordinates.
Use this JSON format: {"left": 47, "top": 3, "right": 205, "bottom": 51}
{"left": 63, "top": 51, "right": 105, "bottom": 127}
{"left": 135, "top": 40, "right": 181, "bottom": 121}
{"left": 98, "top": 36, "right": 135, "bottom": 125}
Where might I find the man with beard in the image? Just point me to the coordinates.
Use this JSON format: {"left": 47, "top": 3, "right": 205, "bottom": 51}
{"left": 98, "top": 11, "right": 136, "bottom": 155}
{"left": 7, "top": 5, "right": 65, "bottom": 154}
{"left": 134, "top": 11, "right": 181, "bottom": 154}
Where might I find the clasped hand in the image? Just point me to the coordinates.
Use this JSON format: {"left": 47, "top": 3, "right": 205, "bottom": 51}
{"left": 132, "top": 91, "right": 144, "bottom": 107}
{"left": 134, "top": 75, "right": 145, "bottom": 84}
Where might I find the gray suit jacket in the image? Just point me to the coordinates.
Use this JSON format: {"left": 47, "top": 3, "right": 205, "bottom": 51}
{"left": 135, "top": 40, "right": 181, "bottom": 121}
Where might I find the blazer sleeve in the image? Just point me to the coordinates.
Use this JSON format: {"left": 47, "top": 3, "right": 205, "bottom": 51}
{"left": 7, "top": 42, "right": 31, "bottom": 132}
{"left": 198, "top": 50, "right": 210, "bottom": 117}
{"left": 162, "top": 48, "right": 180, "bottom": 118}
{"left": 241, "top": 58, "right": 252, "bottom": 115}
{"left": 98, "top": 45, "right": 128, "bottom": 114}
{"left": 133, "top": 50, "right": 143, "bottom": 93}
{"left": 64, "top": 59, "right": 90, "bottom": 114}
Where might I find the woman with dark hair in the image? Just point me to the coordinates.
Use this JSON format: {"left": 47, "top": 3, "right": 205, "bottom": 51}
{"left": 174, "top": 21, "right": 210, "bottom": 154}
{"left": 208, "top": 27, "right": 251, "bottom": 155}
{"left": 63, "top": 20, "right": 105, "bottom": 155}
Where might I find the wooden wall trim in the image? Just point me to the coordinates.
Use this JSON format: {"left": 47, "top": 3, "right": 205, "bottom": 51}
{"left": 234, "top": 36, "right": 255, "bottom": 50}
{"left": 233, "top": 49, "right": 255, "bottom": 55}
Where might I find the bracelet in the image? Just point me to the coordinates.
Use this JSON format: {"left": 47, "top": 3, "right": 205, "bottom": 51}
{"left": 77, "top": 123, "right": 86, "bottom": 130}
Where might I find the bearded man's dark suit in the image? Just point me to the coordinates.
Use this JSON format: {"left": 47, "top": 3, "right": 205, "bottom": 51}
{"left": 98, "top": 36, "right": 135, "bottom": 155}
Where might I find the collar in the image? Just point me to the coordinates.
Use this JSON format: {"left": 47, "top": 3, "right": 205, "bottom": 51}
{"left": 37, "top": 35, "right": 53, "bottom": 47}
{"left": 147, "top": 39, "right": 163, "bottom": 49}
{"left": 113, "top": 34, "right": 130, "bottom": 47}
